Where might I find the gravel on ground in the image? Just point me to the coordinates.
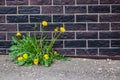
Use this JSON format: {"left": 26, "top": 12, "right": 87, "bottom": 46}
{"left": 0, "top": 55, "right": 120, "bottom": 80}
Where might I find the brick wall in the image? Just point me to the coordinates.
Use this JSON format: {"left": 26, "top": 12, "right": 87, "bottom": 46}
{"left": 0, "top": 0, "right": 120, "bottom": 57}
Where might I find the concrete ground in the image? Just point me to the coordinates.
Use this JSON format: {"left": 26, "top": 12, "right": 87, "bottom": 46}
{"left": 0, "top": 55, "right": 120, "bottom": 80}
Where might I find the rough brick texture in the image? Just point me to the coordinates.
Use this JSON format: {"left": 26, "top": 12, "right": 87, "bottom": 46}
{"left": 0, "top": 0, "right": 120, "bottom": 58}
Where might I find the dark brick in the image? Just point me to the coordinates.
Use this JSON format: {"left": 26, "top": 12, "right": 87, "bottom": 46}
{"left": 0, "top": 24, "right": 17, "bottom": 31}
{"left": 7, "top": 15, "right": 28, "bottom": 23}
{"left": 0, "top": 41, "right": 12, "bottom": 48}
{"left": 0, "top": 32, "right": 6, "bottom": 40}
{"left": 30, "top": 32, "right": 52, "bottom": 39}
{"left": 30, "top": 15, "right": 51, "bottom": 22}
{"left": 42, "top": 6, "right": 63, "bottom": 14}
{"left": 111, "top": 23, "right": 120, "bottom": 30}
{"left": 43, "top": 23, "right": 63, "bottom": 31}
{"left": 77, "top": 0, "right": 98, "bottom": 4}
{"left": 0, "top": 7, "right": 17, "bottom": 14}
{"left": 54, "top": 49, "right": 75, "bottom": 56}
{"left": 0, "top": 16, "right": 5, "bottom": 23}
{"left": 76, "top": 32, "right": 98, "bottom": 39}
{"left": 88, "top": 40, "right": 109, "bottom": 47}
{"left": 53, "top": 0, "right": 75, "bottom": 5}
{"left": 0, "top": 0, "right": 5, "bottom": 5}
{"left": 18, "top": 6, "right": 40, "bottom": 14}
{"left": 88, "top": 23, "right": 109, "bottom": 30}
{"left": 76, "top": 15, "right": 98, "bottom": 22}
{"left": 100, "top": 0, "right": 120, "bottom": 4}
{"left": 100, "top": 14, "right": 120, "bottom": 22}
{"left": 112, "top": 5, "right": 120, "bottom": 13}
{"left": 53, "top": 41, "right": 63, "bottom": 48}
{"left": 88, "top": 6, "right": 110, "bottom": 13}
{"left": 7, "top": 32, "right": 16, "bottom": 40}
{"left": 30, "top": 0, "right": 52, "bottom": 5}
{"left": 100, "top": 32, "right": 120, "bottom": 39}
{"left": 58, "top": 32, "right": 75, "bottom": 39}
{"left": 18, "top": 24, "right": 40, "bottom": 31}
{"left": 53, "top": 15, "right": 74, "bottom": 22}
{"left": 111, "top": 40, "right": 120, "bottom": 47}
{"left": 0, "top": 49, "right": 6, "bottom": 55}
{"left": 99, "top": 48, "right": 120, "bottom": 56}
{"left": 65, "top": 40, "right": 86, "bottom": 48}
{"left": 65, "top": 23, "right": 86, "bottom": 31}
{"left": 76, "top": 49, "right": 98, "bottom": 56}
{"left": 6, "top": 0, "right": 28, "bottom": 5}
{"left": 65, "top": 6, "right": 86, "bottom": 14}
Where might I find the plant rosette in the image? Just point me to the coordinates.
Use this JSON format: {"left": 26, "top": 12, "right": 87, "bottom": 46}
{"left": 9, "top": 21, "right": 69, "bottom": 67}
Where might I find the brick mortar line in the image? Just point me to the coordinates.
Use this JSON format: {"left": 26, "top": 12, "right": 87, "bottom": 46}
{"left": 98, "top": 48, "right": 99, "bottom": 55}
{"left": 1, "top": 31, "right": 119, "bottom": 33}
{"left": 40, "top": 6, "right": 42, "bottom": 14}
{"left": 98, "top": 31, "right": 100, "bottom": 40}
{"left": 28, "top": 15, "right": 30, "bottom": 24}
{"left": 63, "top": 6, "right": 65, "bottom": 14}
{"left": 1, "top": 47, "right": 119, "bottom": 50}
{"left": 52, "top": 0, "right": 53, "bottom": 5}
{"left": 3, "top": 13, "right": 119, "bottom": 16}
{"left": 86, "top": 5, "right": 88, "bottom": 14}
{"left": 110, "top": 4, "right": 112, "bottom": 14}
{"left": 75, "top": 0, "right": 77, "bottom": 5}
{"left": 75, "top": 49, "right": 77, "bottom": 56}
{"left": 2, "top": 4, "right": 120, "bottom": 7}
{"left": 5, "top": 32, "right": 7, "bottom": 41}
{"left": 0, "top": 22, "right": 119, "bottom": 24}
{"left": 74, "top": 39, "right": 120, "bottom": 40}
{"left": 86, "top": 40, "right": 88, "bottom": 49}
{"left": 17, "top": 6, "right": 18, "bottom": 14}
{"left": 75, "top": 32, "right": 76, "bottom": 40}
{"left": 5, "top": 0, "right": 7, "bottom": 6}
{"left": 98, "top": 13, "right": 100, "bottom": 23}
{"left": 17, "top": 24, "right": 19, "bottom": 31}
{"left": 5, "top": 15, "right": 7, "bottom": 23}
{"left": 28, "top": 0, "right": 30, "bottom": 6}
{"left": 109, "top": 40, "right": 111, "bottom": 48}
{"left": 98, "top": 0, "right": 100, "bottom": 5}
{"left": 13, "top": 22, "right": 112, "bottom": 24}
{"left": 51, "top": 14, "right": 53, "bottom": 23}
{"left": 109, "top": 23, "right": 111, "bottom": 31}
{"left": 86, "top": 22, "right": 88, "bottom": 31}
{"left": 74, "top": 14, "right": 76, "bottom": 22}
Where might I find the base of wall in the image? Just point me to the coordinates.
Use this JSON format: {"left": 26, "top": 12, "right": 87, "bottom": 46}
{"left": 1, "top": 53, "right": 120, "bottom": 60}
{"left": 66, "top": 55, "right": 120, "bottom": 60}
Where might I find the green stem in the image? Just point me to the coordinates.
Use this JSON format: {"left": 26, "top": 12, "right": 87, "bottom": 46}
{"left": 34, "top": 24, "right": 37, "bottom": 40}
{"left": 39, "top": 26, "right": 44, "bottom": 52}
{"left": 48, "top": 32, "right": 61, "bottom": 51}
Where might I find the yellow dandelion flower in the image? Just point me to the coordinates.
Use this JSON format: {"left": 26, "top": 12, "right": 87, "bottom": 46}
{"left": 23, "top": 53, "right": 28, "bottom": 59}
{"left": 53, "top": 51, "right": 58, "bottom": 55}
{"left": 54, "top": 27, "right": 59, "bottom": 32}
{"left": 60, "top": 27, "right": 66, "bottom": 33}
{"left": 44, "top": 54, "right": 49, "bottom": 60}
{"left": 16, "top": 32, "right": 21, "bottom": 37}
{"left": 34, "top": 59, "right": 39, "bottom": 65}
{"left": 42, "top": 21, "right": 48, "bottom": 27}
{"left": 17, "top": 56, "right": 23, "bottom": 61}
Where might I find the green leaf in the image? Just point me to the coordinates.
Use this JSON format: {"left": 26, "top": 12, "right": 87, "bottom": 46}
{"left": 25, "top": 63, "right": 33, "bottom": 67}
{"left": 12, "top": 36, "right": 21, "bottom": 44}
{"left": 10, "top": 45, "right": 19, "bottom": 50}
{"left": 18, "top": 61, "right": 25, "bottom": 66}
{"left": 14, "top": 60, "right": 18, "bottom": 64}
{"left": 44, "top": 60, "right": 49, "bottom": 67}
{"left": 9, "top": 51, "right": 18, "bottom": 58}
